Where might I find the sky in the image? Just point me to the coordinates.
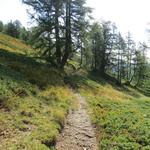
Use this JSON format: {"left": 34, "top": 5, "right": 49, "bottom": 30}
{"left": 0, "top": 0, "right": 150, "bottom": 44}
{"left": 0, "top": 0, "right": 29, "bottom": 26}
{"left": 86, "top": 0, "right": 150, "bottom": 43}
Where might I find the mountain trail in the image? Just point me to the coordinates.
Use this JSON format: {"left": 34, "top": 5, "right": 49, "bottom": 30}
{"left": 56, "top": 93, "right": 98, "bottom": 150}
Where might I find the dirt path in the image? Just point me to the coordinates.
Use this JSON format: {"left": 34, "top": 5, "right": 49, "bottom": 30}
{"left": 56, "top": 93, "right": 98, "bottom": 150}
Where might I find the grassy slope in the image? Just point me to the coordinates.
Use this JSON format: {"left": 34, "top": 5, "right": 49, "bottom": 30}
{"left": 0, "top": 34, "right": 77, "bottom": 149}
{"left": 0, "top": 33, "right": 149, "bottom": 150}
{"left": 67, "top": 73, "right": 150, "bottom": 150}
{"left": 0, "top": 33, "right": 33, "bottom": 54}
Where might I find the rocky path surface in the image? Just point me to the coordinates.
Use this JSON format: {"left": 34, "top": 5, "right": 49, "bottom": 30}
{"left": 56, "top": 93, "right": 98, "bottom": 150}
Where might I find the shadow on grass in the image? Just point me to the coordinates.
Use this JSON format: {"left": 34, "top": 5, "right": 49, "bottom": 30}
{"left": 64, "top": 71, "right": 107, "bottom": 91}
{"left": 65, "top": 70, "right": 144, "bottom": 99}
{"left": 0, "top": 48, "right": 64, "bottom": 89}
{"left": 0, "top": 48, "right": 41, "bottom": 66}
{"left": 89, "top": 72, "right": 144, "bottom": 98}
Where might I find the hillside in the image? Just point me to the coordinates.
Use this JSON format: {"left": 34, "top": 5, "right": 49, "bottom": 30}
{"left": 66, "top": 73, "right": 150, "bottom": 149}
{"left": 0, "top": 34, "right": 77, "bottom": 149}
{"left": 0, "top": 33, "right": 33, "bottom": 54}
{"left": 0, "top": 34, "right": 150, "bottom": 149}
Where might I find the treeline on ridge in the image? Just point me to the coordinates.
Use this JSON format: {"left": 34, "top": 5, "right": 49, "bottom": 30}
{"left": 0, "top": 0, "right": 149, "bottom": 89}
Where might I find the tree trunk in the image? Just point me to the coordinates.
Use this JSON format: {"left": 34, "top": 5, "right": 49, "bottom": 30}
{"left": 100, "top": 47, "right": 106, "bottom": 75}
{"left": 55, "top": 0, "right": 61, "bottom": 66}
{"left": 61, "top": 0, "right": 71, "bottom": 68}
{"left": 80, "top": 42, "right": 83, "bottom": 67}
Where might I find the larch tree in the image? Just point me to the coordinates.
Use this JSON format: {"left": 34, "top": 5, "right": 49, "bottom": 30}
{"left": 134, "top": 42, "right": 148, "bottom": 87}
{"left": 22, "top": 0, "right": 90, "bottom": 68}
{"left": 0, "top": 21, "right": 3, "bottom": 32}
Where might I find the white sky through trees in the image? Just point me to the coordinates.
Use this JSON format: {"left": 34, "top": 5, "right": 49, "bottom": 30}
{"left": 0, "top": 0, "right": 150, "bottom": 47}
{"left": 0, "top": 0, "right": 28, "bottom": 25}
{"left": 86, "top": 0, "right": 150, "bottom": 43}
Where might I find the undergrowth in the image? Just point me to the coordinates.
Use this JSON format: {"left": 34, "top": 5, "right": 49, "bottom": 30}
{"left": 0, "top": 33, "right": 149, "bottom": 150}
{"left": 0, "top": 86, "right": 76, "bottom": 150}
{"left": 0, "top": 33, "right": 33, "bottom": 55}
{"left": 67, "top": 73, "right": 150, "bottom": 150}
{"left": 0, "top": 34, "right": 77, "bottom": 149}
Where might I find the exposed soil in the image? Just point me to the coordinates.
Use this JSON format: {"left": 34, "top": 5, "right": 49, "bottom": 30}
{"left": 56, "top": 93, "right": 98, "bottom": 150}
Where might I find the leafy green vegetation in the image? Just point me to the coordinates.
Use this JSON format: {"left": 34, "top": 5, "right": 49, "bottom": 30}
{"left": 0, "top": 32, "right": 32, "bottom": 54}
{"left": 67, "top": 73, "right": 150, "bottom": 149}
{"left": 0, "top": 86, "right": 76, "bottom": 150}
{"left": 0, "top": 34, "right": 76, "bottom": 149}
{"left": 0, "top": 32, "right": 149, "bottom": 150}
{"left": 0, "top": 65, "right": 35, "bottom": 97}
